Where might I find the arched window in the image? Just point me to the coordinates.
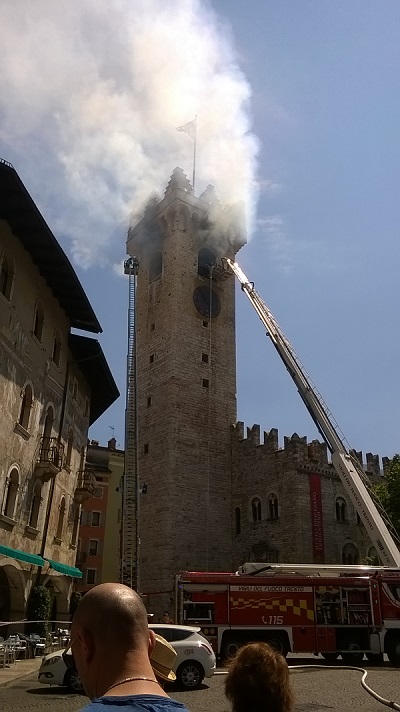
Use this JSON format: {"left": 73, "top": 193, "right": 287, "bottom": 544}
{"left": 235, "top": 507, "right": 241, "bottom": 535}
{"left": 335, "top": 497, "right": 347, "bottom": 522}
{"left": 56, "top": 497, "right": 65, "bottom": 540}
{"left": 18, "top": 384, "right": 33, "bottom": 431}
{"left": 3, "top": 468, "right": 19, "bottom": 519}
{"left": 52, "top": 329, "right": 62, "bottom": 366}
{"left": 251, "top": 497, "right": 262, "bottom": 523}
{"left": 40, "top": 406, "right": 54, "bottom": 462}
{"left": 197, "top": 248, "right": 216, "bottom": 278}
{"left": 65, "top": 429, "right": 73, "bottom": 469}
{"left": 0, "top": 253, "right": 14, "bottom": 301}
{"left": 33, "top": 300, "right": 44, "bottom": 341}
{"left": 342, "top": 543, "right": 360, "bottom": 565}
{"left": 71, "top": 504, "right": 80, "bottom": 546}
{"left": 149, "top": 251, "right": 163, "bottom": 282}
{"left": 268, "top": 494, "right": 279, "bottom": 520}
{"left": 29, "top": 481, "right": 42, "bottom": 529}
{"left": 367, "top": 546, "right": 378, "bottom": 565}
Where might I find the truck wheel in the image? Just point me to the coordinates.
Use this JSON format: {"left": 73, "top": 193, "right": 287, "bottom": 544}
{"left": 341, "top": 640, "right": 364, "bottom": 665}
{"left": 64, "top": 669, "right": 84, "bottom": 693}
{"left": 222, "top": 637, "right": 242, "bottom": 660}
{"left": 321, "top": 652, "right": 338, "bottom": 662}
{"left": 176, "top": 660, "right": 204, "bottom": 689}
{"left": 265, "top": 636, "right": 289, "bottom": 658}
{"left": 386, "top": 635, "right": 400, "bottom": 667}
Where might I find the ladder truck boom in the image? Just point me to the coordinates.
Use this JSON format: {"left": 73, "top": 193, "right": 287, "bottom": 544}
{"left": 227, "top": 258, "right": 400, "bottom": 568}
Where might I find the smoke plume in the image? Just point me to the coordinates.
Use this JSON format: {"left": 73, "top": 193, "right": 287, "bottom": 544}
{"left": 0, "top": 0, "right": 259, "bottom": 267}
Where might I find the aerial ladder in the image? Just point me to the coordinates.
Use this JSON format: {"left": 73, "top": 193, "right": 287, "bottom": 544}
{"left": 121, "top": 256, "right": 140, "bottom": 590}
{"left": 226, "top": 259, "right": 400, "bottom": 568}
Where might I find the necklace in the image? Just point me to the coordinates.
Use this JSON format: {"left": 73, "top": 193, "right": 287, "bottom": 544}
{"left": 104, "top": 677, "right": 160, "bottom": 694}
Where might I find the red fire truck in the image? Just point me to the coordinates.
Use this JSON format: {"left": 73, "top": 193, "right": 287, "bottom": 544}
{"left": 175, "top": 563, "right": 400, "bottom": 665}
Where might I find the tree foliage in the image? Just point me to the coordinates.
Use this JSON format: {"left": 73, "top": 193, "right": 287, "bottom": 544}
{"left": 372, "top": 453, "right": 400, "bottom": 535}
{"left": 26, "top": 585, "right": 51, "bottom": 637}
{"left": 69, "top": 591, "right": 82, "bottom": 619}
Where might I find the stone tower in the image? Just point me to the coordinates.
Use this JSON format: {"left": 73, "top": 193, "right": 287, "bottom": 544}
{"left": 126, "top": 168, "right": 245, "bottom": 608}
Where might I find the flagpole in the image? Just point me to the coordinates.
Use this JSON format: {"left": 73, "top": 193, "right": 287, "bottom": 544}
{"left": 192, "top": 115, "right": 197, "bottom": 193}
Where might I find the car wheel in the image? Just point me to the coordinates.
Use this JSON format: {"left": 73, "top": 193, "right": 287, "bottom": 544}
{"left": 65, "top": 668, "right": 84, "bottom": 693}
{"left": 176, "top": 660, "right": 204, "bottom": 689}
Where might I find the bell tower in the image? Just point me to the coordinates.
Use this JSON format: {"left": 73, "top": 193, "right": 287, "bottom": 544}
{"left": 126, "top": 167, "right": 245, "bottom": 605}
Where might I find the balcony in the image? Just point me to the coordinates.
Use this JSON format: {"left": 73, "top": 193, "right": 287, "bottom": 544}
{"left": 74, "top": 469, "right": 96, "bottom": 503}
{"left": 34, "top": 437, "right": 64, "bottom": 481}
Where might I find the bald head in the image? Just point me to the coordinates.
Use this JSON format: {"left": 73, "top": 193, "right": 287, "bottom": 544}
{"left": 72, "top": 583, "right": 149, "bottom": 652}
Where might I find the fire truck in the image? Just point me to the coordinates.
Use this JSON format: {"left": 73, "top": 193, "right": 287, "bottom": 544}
{"left": 175, "top": 564, "right": 400, "bottom": 665}
{"left": 174, "top": 261, "right": 400, "bottom": 665}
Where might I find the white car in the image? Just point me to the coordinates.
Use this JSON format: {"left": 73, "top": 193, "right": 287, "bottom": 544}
{"left": 38, "top": 623, "right": 216, "bottom": 692}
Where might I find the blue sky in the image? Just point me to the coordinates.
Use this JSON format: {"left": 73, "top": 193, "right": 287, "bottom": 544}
{"left": 1, "top": 1, "right": 400, "bottom": 460}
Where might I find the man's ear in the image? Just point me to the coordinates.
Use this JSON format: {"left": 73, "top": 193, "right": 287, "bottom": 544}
{"left": 148, "top": 628, "right": 156, "bottom": 656}
{"left": 81, "top": 627, "right": 95, "bottom": 664}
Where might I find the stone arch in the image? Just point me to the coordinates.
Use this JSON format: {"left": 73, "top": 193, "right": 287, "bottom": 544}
{"left": 178, "top": 205, "right": 190, "bottom": 231}
{"left": 41, "top": 573, "right": 71, "bottom": 620}
{"left": 0, "top": 559, "right": 29, "bottom": 620}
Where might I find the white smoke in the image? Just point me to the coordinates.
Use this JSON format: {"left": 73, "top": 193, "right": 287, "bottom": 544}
{"left": 0, "top": 0, "right": 259, "bottom": 267}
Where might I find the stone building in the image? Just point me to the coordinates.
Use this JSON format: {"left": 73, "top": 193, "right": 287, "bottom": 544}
{"left": 76, "top": 438, "right": 124, "bottom": 592}
{"left": 126, "top": 168, "right": 382, "bottom": 612}
{"left": 0, "top": 159, "right": 119, "bottom": 623}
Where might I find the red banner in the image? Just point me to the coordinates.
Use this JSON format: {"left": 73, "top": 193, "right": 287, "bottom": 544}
{"left": 309, "top": 473, "right": 325, "bottom": 563}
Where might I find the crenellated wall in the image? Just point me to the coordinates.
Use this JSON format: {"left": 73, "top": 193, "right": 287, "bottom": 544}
{"left": 231, "top": 422, "right": 384, "bottom": 568}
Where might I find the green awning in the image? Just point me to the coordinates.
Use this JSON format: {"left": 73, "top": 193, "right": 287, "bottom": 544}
{"left": 0, "top": 544, "right": 45, "bottom": 568}
{"left": 44, "top": 558, "right": 83, "bottom": 579}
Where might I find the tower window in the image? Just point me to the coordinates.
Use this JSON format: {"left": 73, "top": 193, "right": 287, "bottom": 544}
{"left": 143, "top": 443, "right": 149, "bottom": 455}
{"left": 149, "top": 354, "right": 155, "bottom": 364}
{"left": 198, "top": 248, "right": 216, "bottom": 278}
{"left": 202, "top": 379, "right": 209, "bottom": 388}
{"left": 151, "top": 323, "right": 155, "bottom": 332}
{"left": 149, "top": 251, "right": 163, "bottom": 282}
{"left": 251, "top": 497, "right": 262, "bottom": 523}
{"left": 202, "top": 320, "right": 208, "bottom": 328}
{"left": 202, "top": 353, "right": 209, "bottom": 363}
{"left": 335, "top": 497, "right": 347, "bottom": 522}
{"left": 3, "top": 467, "right": 19, "bottom": 520}
{"left": 235, "top": 507, "right": 241, "bottom": 535}
{"left": 342, "top": 543, "right": 360, "bottom": 565}
{"left": 267, "top": 494, "right": 279, "bottom": 520}
{"left": 147, "top": 396, "right": 152, "bottom": 407}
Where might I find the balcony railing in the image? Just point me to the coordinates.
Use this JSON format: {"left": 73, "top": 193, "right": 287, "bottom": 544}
{"left": 34, "top": 437, "right": 65, "bottom": 481}
{"left": 74, "top": 469, "right": 96, "bottom": 503}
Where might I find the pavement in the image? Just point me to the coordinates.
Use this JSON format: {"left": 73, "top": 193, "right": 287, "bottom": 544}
{"left": 0, "top": 654, "right": 42, "bottom": 687}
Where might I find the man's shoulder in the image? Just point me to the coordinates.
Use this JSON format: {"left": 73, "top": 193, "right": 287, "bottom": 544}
{"left": 79, "top": 694, "right": 189, "bottom": 712}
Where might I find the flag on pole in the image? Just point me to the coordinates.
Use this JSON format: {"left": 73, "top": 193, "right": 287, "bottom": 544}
{"left": 176, "top": 118, "right": 197, "bottom": 141}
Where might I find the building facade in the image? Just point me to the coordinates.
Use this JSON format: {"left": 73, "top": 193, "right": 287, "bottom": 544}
{"left": 76, "top": 438, "right": 124, "bottom": 592}
{"left": 0, "top": 159, "right": 119, "bottom": 623}
{"left": 126, "top": 168, "right": 385, "bottom": 613}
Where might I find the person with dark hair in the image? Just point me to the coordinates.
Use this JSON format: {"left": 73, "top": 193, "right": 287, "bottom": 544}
{"left": 225, "top": 642, "right": 294, "bottom": 712}
{"left": 67, "top": 583, "right": 189, "bottom": 712}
